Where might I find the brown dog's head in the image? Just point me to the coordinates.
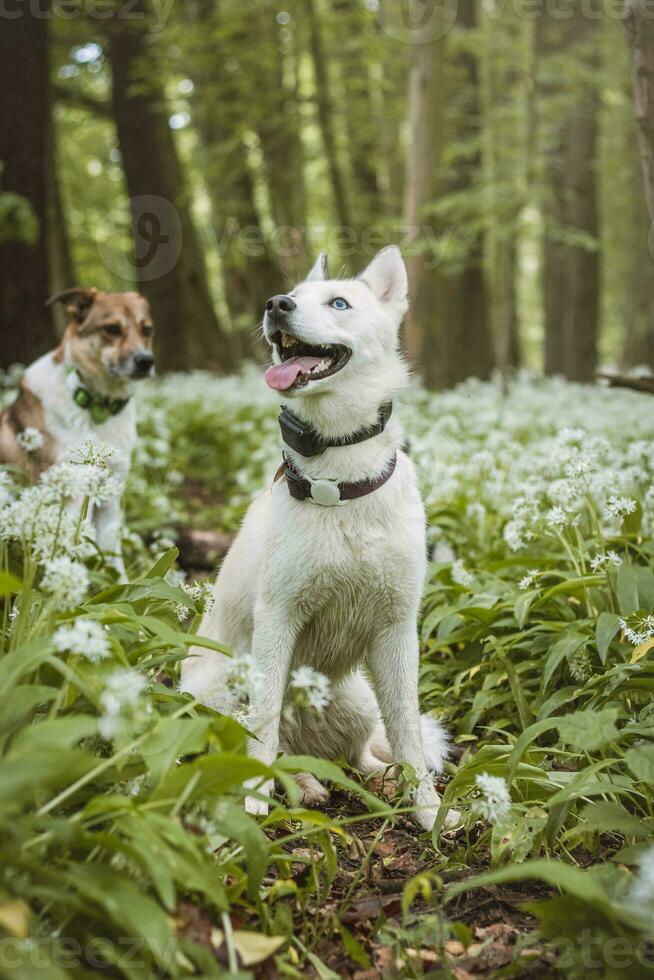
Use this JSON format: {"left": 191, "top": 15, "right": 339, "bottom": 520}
{"left": 47, "top": 288, "right": 155, "bottom": 391}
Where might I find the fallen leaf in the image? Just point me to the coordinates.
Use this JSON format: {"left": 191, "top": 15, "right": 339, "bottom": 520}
{"left": 0, "top": 900, "right": 29, "bottom": 938}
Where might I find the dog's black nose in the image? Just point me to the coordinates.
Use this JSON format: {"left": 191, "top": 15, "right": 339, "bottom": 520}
{"left": 133, "top": 351, "right": 155, "bottom": 376}
{"left": 266, "top": 294, "right": 296, "bottom": 321}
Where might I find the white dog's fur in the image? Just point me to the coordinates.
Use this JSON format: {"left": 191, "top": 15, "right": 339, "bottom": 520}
{"left": 181, "top": 247, "right": 454, "bottom": 830}
{"left": 22, "top": 352, "right": 136, "bottom": 573}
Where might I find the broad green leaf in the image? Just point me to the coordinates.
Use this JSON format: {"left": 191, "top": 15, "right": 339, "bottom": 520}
{"left": 595, "top": 612, "right": 621, "bottom": 665}
{"left": 542, "top": 633, "right": 586, "bottom": 692}
{"left": 0, "top": 570, "right": 22, "bottom": 595}
{"left": 626, "top": 742, "right": 654, "bottom": 782}
{"left": 556, "top": 708, "right": 619, "bottom": 752}
{"left": 617, "top": 563, "right": 640, "bottom": 616}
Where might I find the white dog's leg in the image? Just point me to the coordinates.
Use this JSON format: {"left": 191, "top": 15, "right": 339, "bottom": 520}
{"left": 94, "top": 498, "right": 127, "bottom": 580}
{"left": 294, "top": 772, "right": 330, "bottom": 806}
{"left": 367, "top": 622, "right": 444, "bottom": 832}
{"left": 244, "top": 602, "right": 295, "bottom": 816}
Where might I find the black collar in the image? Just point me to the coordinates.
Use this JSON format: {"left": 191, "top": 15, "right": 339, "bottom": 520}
{"left": 278, "top": 402, "right": 393, "bottom": 458}
{"left": 283, "top": 452, "right": 397, "bottom": 505}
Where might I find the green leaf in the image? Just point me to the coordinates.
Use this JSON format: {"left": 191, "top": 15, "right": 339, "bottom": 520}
{"left": 140, "top": 717, "right": 210, "bottom": 784}
{"left": 514, "top": 589, "right": 538, "bottom": 629}
{"left": 542, "top": 633, "right": 586, "bottom": 691}
{"left": 617, "top": 563, "right": 640, "bottom": 615}
{"left": 0, "top": 570, "right": 22, "bottom": 595}
{"left": 556, "top": 708, "right": 619, "bottom": 752}
{"left": 142, "top": 547, "right": 179, "bottom": 580}
{"left": 443, "top": 860, "right": 617, "bottom": 919}
{"left": 625, "top": 742, "right": 654, "bottom": 782}
{"left": 595, "top": 612, "right": 621, "bottom": 665}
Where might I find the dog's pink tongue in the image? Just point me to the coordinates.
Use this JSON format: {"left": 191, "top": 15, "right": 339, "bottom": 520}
{"left": 265, "top": 356, "right": 323, "bottom": 391}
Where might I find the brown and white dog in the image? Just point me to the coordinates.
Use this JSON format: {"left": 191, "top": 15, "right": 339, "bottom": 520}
{"left": 0, "top": 288, "right": 155, "bottom": 575}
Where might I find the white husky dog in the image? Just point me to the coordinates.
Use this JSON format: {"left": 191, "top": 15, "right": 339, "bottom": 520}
{"left": 181, "top": 246, "right": 454, "bottom": 831}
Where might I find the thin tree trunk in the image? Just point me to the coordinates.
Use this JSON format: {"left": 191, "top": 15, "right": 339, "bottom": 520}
{"left": 182, "top": 0, "right": 281, "bottom": 335}
{"left": 108, "top": 7, "right": 233, "bottom": 372}
{"left": 405, "top": 2, "right": 493, "bottom": 388}
{"left": 47, "top": 123, "right": 76, "bottom": 337}
{"left": 624, "top": 0, "right": 654, "bottom": 221}
{"left": 402, "top": 20, "right": 445, "bottom": 366}
{"left": 540, "top": 5, "right": 599, "bottom": 381}
{"left": 0, "top": 8, "right": 55, "bottom": 365}
{"left": 305, "top": 0, "right": 351, "bottom": 231}
{"left": 255, "top": 4, "right": 308, "bottom": 279}
{"left": 331, "top": 0, "right": 382, "bottom": 247}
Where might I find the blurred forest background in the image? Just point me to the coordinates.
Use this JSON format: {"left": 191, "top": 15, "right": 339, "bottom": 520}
{"left": 1, "top": 0, "right": 654, "bottom": 389}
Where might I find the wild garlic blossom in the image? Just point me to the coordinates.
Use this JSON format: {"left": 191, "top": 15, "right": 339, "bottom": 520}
{"left": 590, "top": 551, "right": 622, "bottom": 572}
{"left": 53, "top": 618, "right": 111, "bottom": 662}
{"left": 16, "top": 427, "right": 44, "bottom": 453}
{"left": 473, "top": 772, "right": 511, "bottom": 824}
{"left": 518, "top": 569, "right": 539, "bottom": 590}
{"left": 70, "top": 436, "right": 118, "bottom": 467}
{"left": 620, "top": 615, "right": 654, "bottom": 647}
{"left": 41, "top": 557, "right": 90, "bottom": 611}
{"left": 99, "top": 669, "right": 147, "bottom": 739}
{"left": 451, "top": 560, "right": 474, "bottom": 588}
{"left": 289, "top": 666, "right": 332, "bottom": 711}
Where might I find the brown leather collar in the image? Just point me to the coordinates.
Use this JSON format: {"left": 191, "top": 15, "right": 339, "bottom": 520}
{"left": 279, "top": 402, "right": 393, "bottom": 457}
{"left": 283, "top": 452, "right": 397, "bottom": 505}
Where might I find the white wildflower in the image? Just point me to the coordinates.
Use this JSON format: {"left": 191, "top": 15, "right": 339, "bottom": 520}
{"left": 99, "top": 669, "right": 147, "bottom": 739}
{"left": 289, "top": 666, "right": 332, "bottom": 712}
{"left": 518, "top": 569, "right": 539, "bottom": 590}
{"left": 605, "top": 496, "right": 637, "bottom": 522}
{"left": 53, "top": 618, "right": 111, "bottom": 662}
{"left": 17, "top": 427, "right": 44, "bottom": 453}
{"left": 41, "top": 556, "right": 89, "bottom": 610}
{"left": 545, "top": 506, "right": 569, "bottom": 528}
{"left": 590, "top": 550, "right": 622, "bottom": 572}
{"left": 620, "top": 615, "right": 654, "bottom": 647}
{"left": 473, "top": 773, "right": 511, "bottom": 824}
{"left": 70, "top": 436, "right": 117, "bottom": 467}
{"left": 451, "top": 560, "right": 474, "bottom": 588}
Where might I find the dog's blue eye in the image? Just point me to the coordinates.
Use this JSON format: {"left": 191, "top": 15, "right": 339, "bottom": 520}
{"left": 330, "top": 297, "right": 350, "bottom": 310}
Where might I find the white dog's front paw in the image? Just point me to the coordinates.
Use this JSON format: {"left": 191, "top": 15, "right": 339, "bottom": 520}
{"left": 245, "top": 795, "right": 270, "bottom": 817}
{"left": 244, "top": 777, "right": 273, "bottom": 817}
{"left": 442, "top": 807, "right": 461, "bottom": 830}
{"left": 295, "top": 772, "right": 330, "bottom": 807}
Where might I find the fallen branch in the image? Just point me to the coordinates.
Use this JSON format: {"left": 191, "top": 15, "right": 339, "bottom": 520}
{"left": 597, "top": 372, "right": 654, "bottom": 395}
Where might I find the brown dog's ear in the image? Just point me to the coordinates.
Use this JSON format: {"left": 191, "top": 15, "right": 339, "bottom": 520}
{"left": 46, "top": 287, "right": 98, "bottom": 323}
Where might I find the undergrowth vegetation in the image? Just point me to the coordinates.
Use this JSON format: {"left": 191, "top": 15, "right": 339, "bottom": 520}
{"left": 1, "top": 369, "right": 654, "bottom": 978}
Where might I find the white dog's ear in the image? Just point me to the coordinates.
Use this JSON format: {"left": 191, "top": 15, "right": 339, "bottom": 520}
{"left": 359, "top": 246, "right": 408, "bottom": 307}
{"left": 305, "top": 252, "right": 329, "bottom": 282}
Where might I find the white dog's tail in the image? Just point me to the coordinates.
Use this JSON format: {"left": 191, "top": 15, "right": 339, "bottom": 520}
{"left": 367, "top": 715, "right": 450, "bottom": 774}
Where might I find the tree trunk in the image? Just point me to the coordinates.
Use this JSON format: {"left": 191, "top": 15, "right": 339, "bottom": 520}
{"left": 405, "top": 2, "right": 493, "bottom": 388}
{"left": 108, "top": 7, "right": 233, "bottom": 372}
{"left": 304, "top": 0, "right": 351, "bottom": 232}
{"left": 402, "top": 16, "right": 445, "bottom": 367}
{"left": 181, "top": 0, "right": 281, "bottom": 337}
{"left": 539, "top": 5, "right": 599, "bottom": 381}
{"left": 255, "top": 4, "right": 308, "bottom": 279}
{"left": 0, "top": 8, "right": 55, "bottom": 365}
{"left": 47, "top": 122, "right": 76, "bottom": 337}
{"left": 624, "top": 0, "right": 654, "bottom": 221}
{"left": 331, "top": 0, "right": 382, "bottom": 251}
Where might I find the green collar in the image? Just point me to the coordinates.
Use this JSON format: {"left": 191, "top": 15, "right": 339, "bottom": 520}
{"left": 73, "top": 385, "right": 130, "bottom": 425}
{"left": 66, "top": 366, "right": 130, "bottom": 424}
